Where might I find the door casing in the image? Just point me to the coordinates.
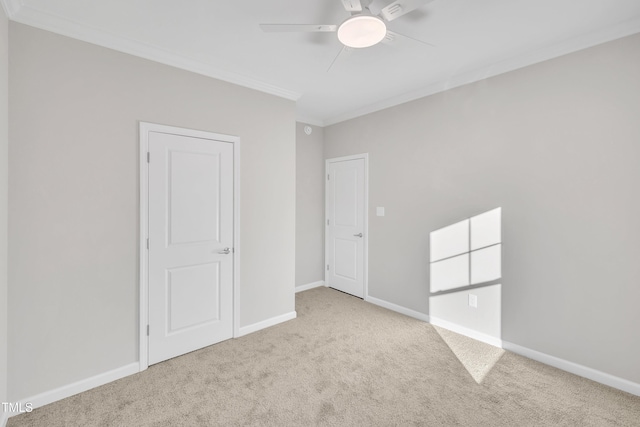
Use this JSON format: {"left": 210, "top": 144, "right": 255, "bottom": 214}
{"left": 325, "top": 153, "right": 369, "bottom": 299}
{"left": 139, "top": 122, "right": 241, "bottom": 371}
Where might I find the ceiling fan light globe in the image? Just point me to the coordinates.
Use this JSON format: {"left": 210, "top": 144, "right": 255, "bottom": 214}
{"left": 337, "top": 15, "right": 387, "bottom": 48}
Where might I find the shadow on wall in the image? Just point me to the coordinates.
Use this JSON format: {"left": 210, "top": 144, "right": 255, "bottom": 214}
{"left": 428, "top": 208, "right": 504, "bottom": 383}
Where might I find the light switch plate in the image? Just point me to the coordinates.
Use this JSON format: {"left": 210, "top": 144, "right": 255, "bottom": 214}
{"left": 376, "top": 207, "right": 385, "bottom": 217}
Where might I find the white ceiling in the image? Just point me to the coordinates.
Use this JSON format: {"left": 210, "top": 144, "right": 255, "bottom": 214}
{"left": 4, "top": 0, "right": 640, "bottom": 126}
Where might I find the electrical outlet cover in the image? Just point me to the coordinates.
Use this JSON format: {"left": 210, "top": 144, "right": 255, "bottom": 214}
{"left": 468, "top": 294, "right": 478, "bottom": 308}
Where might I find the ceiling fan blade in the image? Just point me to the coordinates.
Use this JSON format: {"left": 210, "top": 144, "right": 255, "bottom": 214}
{"left": 327, "top": 46, "right": 353, "bottom": 72}
{"left": 260, "top": 24, "right": 337, "bottom": 33}
{"left": 382, "top": 30, "right": 435, "bottom": 47}
{"left": 380, "top": 0, "right": 433, "bottom": 22}
{"left": 340, "top": 0, "right": 363, "bottom": 12}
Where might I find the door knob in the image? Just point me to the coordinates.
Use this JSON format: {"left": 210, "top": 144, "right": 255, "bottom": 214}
{"left": 218, "top": 247, "right": 231, "bottom": 254}
{"left": 353, "top": 233, "right": 363, "bottom": 238}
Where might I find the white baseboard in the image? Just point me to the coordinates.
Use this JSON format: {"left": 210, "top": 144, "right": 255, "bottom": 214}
{"left": 429, "top": 316, "right": 503, "bottom": 348}
{"left": 237, "top": 311, "right": 297, "bottom": 337}
{"left": 7, "top": 362, "right": 140, "bottom": 418}
{"left": 3, "top": 311, "right": 636, "bottom": 424}
{"left": 365, "top": 295, "right": 430, "bottom": 322}
{"left": 502, "top": 341, "right": 640, "bottom": 397}
{"left": 4, "top": 312, "right": 296, "bottom": 418}
{"left": 295, "top": 281, "right": 325, "bottom": 293}
{"left": 365, "top": 296, "right": 639, "bottom": 397}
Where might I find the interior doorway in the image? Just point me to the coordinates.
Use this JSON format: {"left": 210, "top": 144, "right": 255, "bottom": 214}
{"left": 325, "top": 154, "right": 368, "bottom": 298}
{"left": 139, "top": 122, "right": 240, "bottom": 368}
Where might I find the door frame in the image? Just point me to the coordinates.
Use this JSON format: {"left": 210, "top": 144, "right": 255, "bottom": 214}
{"left": 138, "top": 122, "right": 241, "bottom": 371}
{"left": 324, "top": 153, "right": 369, "bottom": 300}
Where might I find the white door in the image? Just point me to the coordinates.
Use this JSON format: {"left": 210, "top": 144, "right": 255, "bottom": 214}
{"left": 148, "top": 130, "right": 233, "bottom": 365}
{"left": 326, "top": 157, "right": 366, "bottom": 298}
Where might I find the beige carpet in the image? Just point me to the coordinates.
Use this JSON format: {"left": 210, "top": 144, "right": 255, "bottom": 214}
{"left": 9, "top": 287, "right": 640, "bottom": 426}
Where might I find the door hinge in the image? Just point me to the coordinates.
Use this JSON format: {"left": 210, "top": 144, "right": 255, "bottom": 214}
{"left": 146, "top": 325, "right": 150, "bottom": 336}
{"left": 147, "top": 152, "right": 150, "bottom": 163}
{"left": 327, "top": 264, "right": 329, "bottom": 271}
{"left": 327, "top": 219, "right": 330, "bottom": 226}
{"left": 146, "top": 238, "right": 149, "bottom": 249}
{"left": 327, "top": 174, "right": 330, "bottom": 180}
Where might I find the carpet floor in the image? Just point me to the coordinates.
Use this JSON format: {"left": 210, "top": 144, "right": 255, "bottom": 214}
{"left": 8, "top": 287, "right": 640, "bottom": 426}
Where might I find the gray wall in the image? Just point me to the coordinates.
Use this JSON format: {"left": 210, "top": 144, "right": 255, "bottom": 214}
{"left": 8, "top": 23, "right": 296, "bottom": 400}
{"left": 324, "top": 33, "right": 640, "bottom": 384}
{"left": 295, "top": 122, "right": 325, "bottom": 287}
{"left": 0, "top": 4, "right": 8, "bottom": 412}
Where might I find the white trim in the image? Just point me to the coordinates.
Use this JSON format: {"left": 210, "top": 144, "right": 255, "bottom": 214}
{"left": 0, "top": 0, "right": 21, "bottom": 19}
{"left": 324, "top": 154, "right": 369, "bottom": 300}
{"left": 139, "top": 123, "right": 149, "bottom": 370}
{"left": 429, "top": 316, "right": 503, "bottom": 348}
{"left": 366, "top": 295, "right": 430, "bottom": 322}
{"left": 0, "top": 410, "right": 7, "bottom": 427}
{"left": 502, "top": 341, "right": 640, "bottom": 397}
{"left": 7, "top": 3, "right": 640, "bottom": 126}
{"left": 368, "top": 296, "right": 640, "bottom": 397}
{"left": 237, "top": 311, "right": 297, "bottom": 337}
{"left": 322, "top": 17, "right": 640, "bottom": 126}
{"left": 9, "top": 5, "right": 300, "bottom": 102}
{"left": 232, "top": 133, "right": 242, "bottom": 339}
{"left": 139, "top": 122, "right": 241, "bottom": 371}
{"left": 295, "top": 281, "right": 325, "bottom": 293}
{"left": 431, "top": 316, "right": 640, "bottom": 396}
{"left": 363, "top": 155, "right": 369, "bottom": 300}
{"left": 295, "top": 115, "right": 324, "bottom": 128}
{"left": 6, "top": 363, "right": 139, "bottom": 418}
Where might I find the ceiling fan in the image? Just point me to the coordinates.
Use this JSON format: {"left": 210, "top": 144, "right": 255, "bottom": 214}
{"left": 260, "top": 0, "right": 434, "bottom": 70}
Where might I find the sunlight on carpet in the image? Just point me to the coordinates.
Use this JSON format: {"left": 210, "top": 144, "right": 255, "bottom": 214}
{"left": 433, "top": 325, "right": 505, "bottom": 383}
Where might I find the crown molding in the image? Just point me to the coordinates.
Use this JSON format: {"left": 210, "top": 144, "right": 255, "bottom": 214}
{"left": 0, "top": 0, "right": 21, "bottom": 19}
{"left": 322, "top": 16, "right": 640, "bottom": 127}
{"left": 7, "top": 3, "right": 640, "bottom": 126}
{"left": 10, "top": 5, "right": 301, "bottom": 101}
{"left": 295, "top": 114, "right": 324, "bottom": 128}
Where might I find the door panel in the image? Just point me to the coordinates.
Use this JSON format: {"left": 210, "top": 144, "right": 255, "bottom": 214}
{"left": 326, "top": 158, "right": 365, "bottom": 298}
{"left": 334, "top": 238, "right": 357, "bottom": 280}
{"left": 148, "top": 131, "right": 233, "bottom": 365}
{"left": 334, "top": 168, "right": 358, "bottom": 226}
{"left": 167, "top": 262, "right": 220, "bottom": 332}
{"left": 168, "top": 150, "right": 221, "bottom": 245}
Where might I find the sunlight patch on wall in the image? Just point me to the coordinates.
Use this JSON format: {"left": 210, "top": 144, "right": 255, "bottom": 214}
{"left": 430, "top": 207, "right": 502, "bottom": 292}
{"left": 428, "top": 207, "right": 503, "bottom": 383}
{"left": 430, "top": 284, "right": 502, "bottom": 339}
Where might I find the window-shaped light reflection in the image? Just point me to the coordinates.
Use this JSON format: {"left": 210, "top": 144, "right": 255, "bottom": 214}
{"left": 429, "top": 208, "right": 503, "bottom": 383}
{"left": 429, "top": 208, "right": 502, "bottom": 293}
{"left": 430, "top": 253, "right": 469, "bottom": 292}
{"left": 471, "top": 244, "right": 501, "bottom": 285}
{"left": 430, "top": 219, "right": 469, "bottom": 262}
{"left": 470, "top": 208, "right": 501, "bottom": 250}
